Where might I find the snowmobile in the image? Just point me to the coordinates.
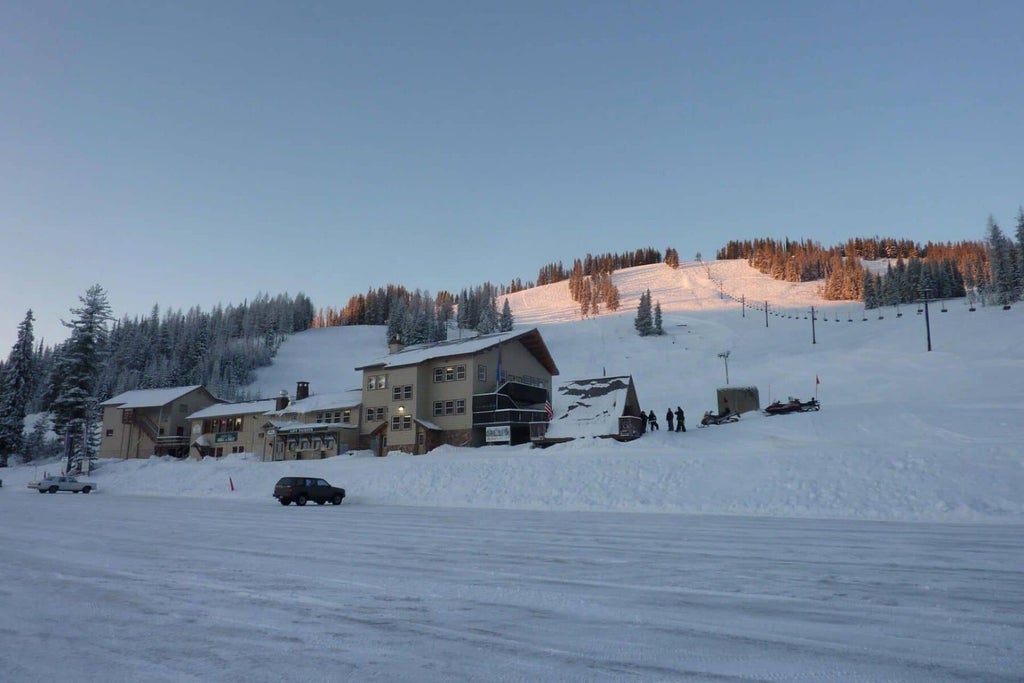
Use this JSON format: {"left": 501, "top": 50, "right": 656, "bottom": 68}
{"left": 699, "top": 409, "right": 740, "bottom": 427}
{"left": 763, "top": 397, "right": 820, "bottom": 415}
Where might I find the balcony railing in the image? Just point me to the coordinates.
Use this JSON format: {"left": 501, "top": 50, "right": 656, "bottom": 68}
{"left": 473, "top": 407, "right": 548, "bottom": 426}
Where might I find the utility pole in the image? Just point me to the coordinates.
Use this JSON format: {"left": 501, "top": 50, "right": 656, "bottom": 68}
{"left": 741, "top": 294, "right": 745, "bottom": 318}
{"left": 764, "top": 301, "right": 769, "bottom": 328}
{"left": 811, "top": 306, "right": 816, "bottom": 344}
{"left": 920, "top": 287, "right": 932, "bottom": 351}
{"left": 717, "top": 351, "right": 730, "bottom": 385}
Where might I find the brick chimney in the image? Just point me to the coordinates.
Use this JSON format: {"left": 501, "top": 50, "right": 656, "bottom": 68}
{"left": 296, "top": 381, "right": 310, "bottom": 401}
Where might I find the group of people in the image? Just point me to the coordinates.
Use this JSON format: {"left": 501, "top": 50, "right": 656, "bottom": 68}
{"left": 641, "top": 406, "right": 686, "bottom": 432}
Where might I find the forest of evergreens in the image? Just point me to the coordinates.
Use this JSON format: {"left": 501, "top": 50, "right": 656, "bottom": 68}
{"left": 715, "top": 213, "right": 1024, "bottom": 309}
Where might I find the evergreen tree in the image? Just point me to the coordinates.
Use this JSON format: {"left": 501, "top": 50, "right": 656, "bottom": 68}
{"left": 1016, "top": 207, "right": 1024, "bottom": 300}
{"left": 477, "top": 295, "right": 498, "bottom": 334}
{"left": 862, "top": 272, "right": 879, "bottom": 309}
{"left": 386, "top": 294, "right": 406, "bottom": 344}
{"left": 51, "top": 285, "right": 112, "bottom": 472}
{"left": 986, "top": 216, "right": 1016, "bottom": 306}
{"left": 634, "top": 290, "right": 653, "bottom": 336}
{"left": 498, "top": 299, "right": 514, "bottom": 332}
{"left": 605, "top": 285, "right": 621, "bottom": 312}
{"left": 653, "top": 302, "right": 664, "bottom": 335}
{"left": 579, "top": 279, "right": 592, "bottom": 318}
{"left": 0, "top": 310, "right": 36, "bottom": 466}
{"left": 20, "top": 413, "right": 59, "bottom": 464}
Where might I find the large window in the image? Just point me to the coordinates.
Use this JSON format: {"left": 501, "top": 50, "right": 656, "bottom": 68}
{"left": 477, "top": 365, "right": 487, "bottom": 381}
{"left": 433, "top": 364, "right": 466, "bottom": 383}
{"left": 432, "top": 400, "right": 467, "bottom": 417}
{"left": 390, "top": 415, "right": 412, "bottom": 431}
{"left": 392, "top": 385, "right": 413, "bottom": 401}
{"left": 366, "top": 374, "right": 388, "bottom": 390}
{"left": 207, "top": 416, "right": 243, "bottom": 433}
{"left": 365, "top": 407, "right": 388, "bottom": 422}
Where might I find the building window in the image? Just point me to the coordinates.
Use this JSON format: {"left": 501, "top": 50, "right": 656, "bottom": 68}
{"left": 105, "top": 429, "right": 114, "bottom": 437}
{"left": 434, "top": 364, "right": 467, "bottom": 383}
{"left": 178, "top": 403, "right": 189, "bottom": 413}
{"left": 366, "top": 408, "right": 374, "bottom": 422}
{"left": 374, "top": 407, "right": 386, "bottom": 421}
{"left": 342, "top": 410, "right": 351, "bottom": 423}
{"left": 333, "top": 411, "right": 341, "bottom": 423}
{"left": 430, "top": 400, "right": 466, "bottom": 417}
{"left": 392, "top": 385, "right": 413, "bottom": 400}
{"left": 367, "top": 374, "right": 388, "bottom": 390}
{"left": 391, "top": 416, "right": 413, "bottom": 430}
{"left": 478, "top": 365, "right": 487, "bottom": 381}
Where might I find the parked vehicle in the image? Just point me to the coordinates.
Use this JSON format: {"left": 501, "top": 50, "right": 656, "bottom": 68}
{"left": 698, "top": 409, "right": 740, "bottom": 427}
{"left": 764, "top": 397, "right": 820, "bottom": 415}
{"left": 273, "top": 477, "right": 345, "bottom": 506}
{"left": 28, "top": 475, "right": 98, "bottom": 494}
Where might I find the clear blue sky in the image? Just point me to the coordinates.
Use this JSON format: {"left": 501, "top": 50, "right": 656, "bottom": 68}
{"left": 2, "top": 0, "right": 1022, "bottom": 351}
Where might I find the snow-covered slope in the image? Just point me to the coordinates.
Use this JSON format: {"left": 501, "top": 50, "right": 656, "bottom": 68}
{"left": 6, "top": 260, "right": 1021, "bottom": 522}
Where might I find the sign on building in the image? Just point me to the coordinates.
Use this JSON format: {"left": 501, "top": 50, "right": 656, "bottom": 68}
{"left": 485, "top": 425, "right": 511, "bottom": 444}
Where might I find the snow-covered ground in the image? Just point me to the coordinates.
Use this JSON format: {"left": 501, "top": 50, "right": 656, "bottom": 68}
{"left": 2, "top": 259, "right": 1022, "bottom": 680}
{"left": 2, "top": 494, "right": 1020, "bottom": 682}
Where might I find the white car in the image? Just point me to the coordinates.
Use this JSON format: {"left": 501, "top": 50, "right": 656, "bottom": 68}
{"left": 28, "top": 475, "right": 98, "bottom": 494}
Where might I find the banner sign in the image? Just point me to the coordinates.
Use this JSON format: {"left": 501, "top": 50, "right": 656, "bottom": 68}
{"left": 485, "top": 425, "right": 511, "bottom": 443}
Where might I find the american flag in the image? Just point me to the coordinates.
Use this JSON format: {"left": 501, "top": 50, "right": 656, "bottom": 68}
{"left": 544, "top": 399, "right": 553, "bottom": 420}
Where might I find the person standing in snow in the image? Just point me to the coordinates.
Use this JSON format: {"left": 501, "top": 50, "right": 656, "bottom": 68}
{"left": 640, "top": 410, "right": 649, "bottom": 432}
{"left": 675, "top": 406, "right": 685, "bottom": 432}
{"left": 648, "top": 410, "right": 659, "bottom": 430}
{"left": 665, "top": 408, "right": 674, "bottom": 432}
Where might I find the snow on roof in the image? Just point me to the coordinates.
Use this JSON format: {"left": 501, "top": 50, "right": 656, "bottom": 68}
{"left": 187, "top": 399, "right": 279, "bottom": 420}
{"left": 544, "top": 376, "right": 635, "bottom": 439}
{"left": 265, "top": 391, "right": 360, "bottom": 416}
{"left": 414, "top": 417, "right": 442, "bottom": 431}
{"left": 356, "top": 328, "right": 558, "bottom": 375}
{"left": 101, "top": 385, "right": 207, "bottom": 409}
{"left": 357, "top": 330, "right": 521, "bottom": 370}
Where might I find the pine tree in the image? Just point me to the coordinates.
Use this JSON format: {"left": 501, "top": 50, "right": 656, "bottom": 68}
{"left": 862, "top": 273, "right": 878, "bottom": 309}
{"left": 634, "top": 290, "right": 653, "bottom": 336}
{"left": 606, "top": 284, "right": 621, "bottom": 311}
{"left": 477, "top": 295, "right": 498, "bottom": 334}
{"left": 1015, "top": 207, "right": 1024, "bottom": 301}
{"left": 653, "top": 302, "right": 664, "bottom": 335}
{"left": 20, "top": 413, "right": 59, "bottom": 464}
{"left": 0, "top": 310, "right": 36, "bottom": 466}
{"left": 986, "top": 216, "right": 1015, "bottom": 306}
{"left": 498, "top": 299, "right": 514, "bottom": 332}
{"left": 51, "top": 285, "right": 112, "bottom": 472}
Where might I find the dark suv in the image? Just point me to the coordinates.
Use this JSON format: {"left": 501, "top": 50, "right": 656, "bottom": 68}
{"left": 274, "top": 477, "right": 346, "bottom": 506}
